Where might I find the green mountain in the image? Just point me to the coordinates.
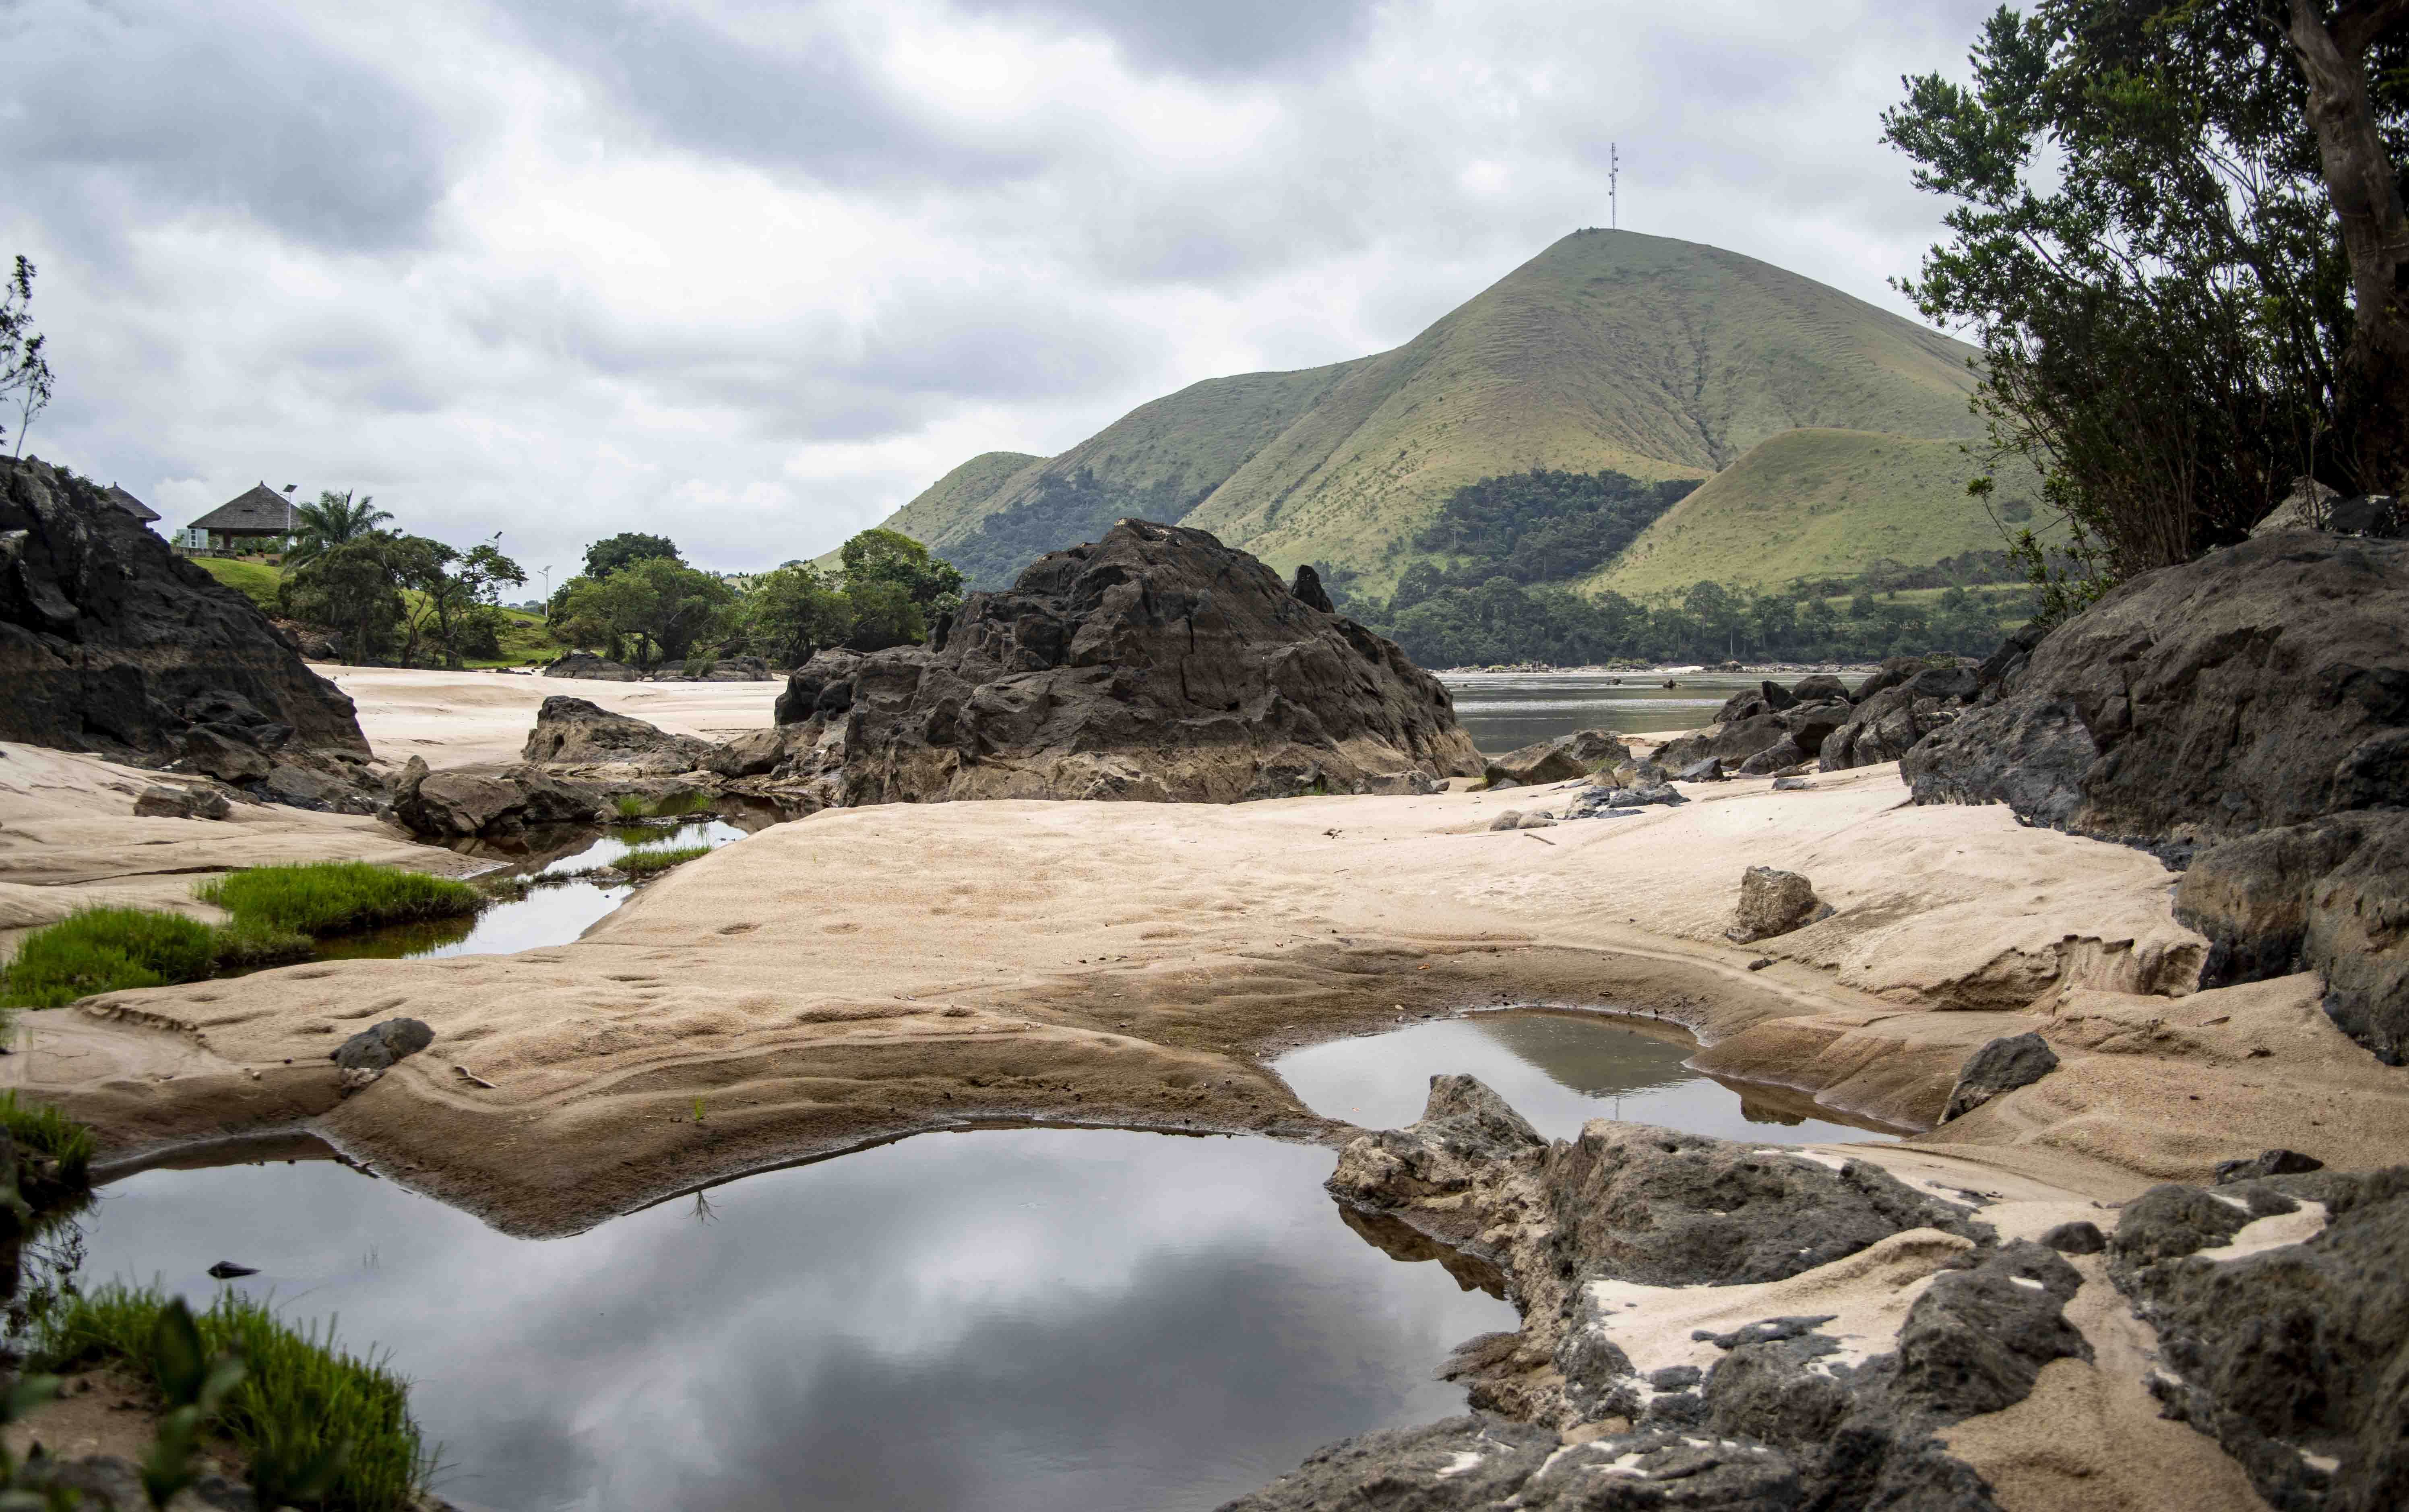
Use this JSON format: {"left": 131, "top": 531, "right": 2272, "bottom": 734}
{"left": 872, "top": 229, "right": 2008, "bottom": 595}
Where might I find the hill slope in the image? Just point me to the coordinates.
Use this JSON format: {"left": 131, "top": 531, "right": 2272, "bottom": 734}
{"left": 880, "top": 229, "right": 1994, "bottom": 591}
{"left": 1587, "top": 430, "right": 2048, "bottom": 596}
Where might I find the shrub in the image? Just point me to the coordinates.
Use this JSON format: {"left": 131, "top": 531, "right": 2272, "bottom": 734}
{"left": 194, "top": 862, "right": 479, "bottom": 938}
{"left": 35, "top": 1284, "right": 433, "bottom": 1512}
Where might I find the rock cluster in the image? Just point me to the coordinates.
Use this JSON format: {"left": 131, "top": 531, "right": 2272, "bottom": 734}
{"left": 763, "top": 520, "right": 1481, "bottom": 804}
{"left": 543, "top": 651, "right": 643, "bottom": 681}
{"left": 0, "top": 458, "right": 374, "bottom": 801}
{"left": 390, "top": 755, "right": 600, "bottom": 841}
{"left": 1654, "top": 663, "right": 1989, "bottom": 776}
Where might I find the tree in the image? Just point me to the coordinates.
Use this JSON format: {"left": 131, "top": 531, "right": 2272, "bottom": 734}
{"left": 839, "top": 528, "right": 965, "bottom": 625}
{"left": 278, "top": 535, "right": 404, "bottom": 662}
{"left": 582, "top": 533, "right": 682, "bottom": 580}
{"left": 285, "top": 490, "right": 392, "bottom": 568}
{"left": 738, "top": 564, "right": 855, "bottom": 665}
{"left": 391, "top": 534, "right": 525, "bottom": 667}
{"left": 841, "top": 578, "right": 925, "bottom": 651}
{"left": 0, "top": 256, "right": 54, "bottom": 458}
{"left": 1886, "top": 2, "right": 2409, "bottom": 611}
{"left": 558, "top": 556, "right": 732, "bottom": 667}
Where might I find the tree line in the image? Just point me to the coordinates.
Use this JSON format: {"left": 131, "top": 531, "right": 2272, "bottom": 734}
{"left": 274, "top": 492, "right": 528, "bottom": 667}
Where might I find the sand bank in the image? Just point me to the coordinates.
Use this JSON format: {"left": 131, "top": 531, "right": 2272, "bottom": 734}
{"left": 324, "top": 666, "right": 778, "bottom": 767}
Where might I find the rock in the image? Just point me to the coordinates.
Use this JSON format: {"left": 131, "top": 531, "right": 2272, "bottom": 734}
{"left": 0, "top": 457, "right": 369, "bottom": 764}
{"left": 1905, "top": 663, "right": 1979, "bottom": 702}
{"left": 1941, "top": 1032, "right": 2059, "bottom": 1120}
{"left": 698, "top": 654, "right": 771, "bottom": 682}
{"left": 1775, "top": 698, "right": 1853, "bottom": 756}
{"left": 521, "top": 696, "right": 719, "bottom": 775}
{"left": 1655, "top": 711, "right": 1788, "bottom": 771}
{"left": 2173, "top": 811, "right": 2409, "bottom": 1063}
{"left": 764, "top": 521, "right": 1481, "bottom": 804}
{"left": 703, "top": 725, "right": 795, "bottom": 779}
{"left": 1974, "top": 620, "right": 2046, "bottom": 694}
{"left": 1715, "top": 680, "right": 1797, "bottom": 724}
{"left": 543, "top": 650, "right": 643, "bottom": 681}
{"left": 205, "top": 1260, "right": 260, "bottom": 1279}
{"left": 1789, "top": 673, "right": 1850, "bottom": 704}
{"left": 1735, "top": 736, "right": 1808, "bottom": 776}
{"left": 1673, "top": 756, "right": 1726, "bottom": 783}
{"left": 2213, "top": 1148, "right": 2325, "bottom": 1184}
{"left": 2109, "top": 1166, "right": 2409, "bottom": 1512}
{"left": 1769, "top": 776, "right": 1814, "bottom": 791}
{"left": 2039, "top": 1220, "right": 2105, "bottom": 1254}
{"left": 1851, "top": 656, "right": 1931, "bottom": 703}
{"left": 331, "top": 1017, "right": 434, "bottom": 1092}
{"left": 1516, "top": 814, "right": 1556, "bottom": 830}
{"left": 1220, "top": 1415, "right": 1559, "bottom": 1512}
{"left": 1599, "top": 756, "right": 1669, "bottom": 789}
{"left": 1487, "top": 811, "right": 1524, "bottom": 832}
{"left": 295, "top": 628, "right": 344, "bottom": 661}
{"left": 1727, "top": 866, "right": 1827, "bottom": 944}
{"left": 1903, "top": 532, "right": 2409, "bottom": 844}
{"left": 1288, "top": 563, "right": 1336, "bottom": 613}
{"left": 1818, "top": 685, "right": 1954, "bottom": 770}
{"left": 390, "top": 755, "right": 600, "bottom": 840}
{"left": 178, "top": 723, "right": 273, "bottom": 783}
{"left": 1486, "top": 729, "right": 1632, "bottom": 788}
{"left": 2250, "top": 475, "right": 2343, "bottom": 536}
{"left": 1359, "top": 770, "right": 1442, "bottom": 796}
{"left": 2328, "top": 492, "right": 2405, "bottom": 537}
{"left": 133, "top": 783, "right": 231, "bottom": 821}
{"left": 1569, "top": 783, "right": 1684, "bottom": 819}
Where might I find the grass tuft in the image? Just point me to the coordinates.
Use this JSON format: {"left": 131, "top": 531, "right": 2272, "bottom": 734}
{"left": 0, "top": 908, "right": 308, "bottom": 1009}
{"left": 0, "top": 1091, "right": 98, "bottom": 1182}
{"left": 194, "top": 862, "right": 479, "bottom": 938}
{"left": 35, "top": 1283, "right": 433, "bottom": 1512}
{"left": 619, "top": 844, "right": 713, "bottom": 878}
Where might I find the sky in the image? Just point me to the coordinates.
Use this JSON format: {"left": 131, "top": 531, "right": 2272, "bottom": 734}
{"left": 2, "top": 0, "right": 2001, "bottom": 592}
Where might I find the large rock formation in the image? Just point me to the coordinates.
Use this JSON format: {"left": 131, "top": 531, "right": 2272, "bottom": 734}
{"left": 0, "top": 458, "right": 368, "bottom": 764}
{"left": 764, "top": 520, "right": 1481, "bottom": 804}
{"left": 390, "top": 756, "right": 600, "bottom": 841}
{"left": 1903, "top": 533, "right": 2409, "bottom": 846}
{"left": 521, "top": 696, "right": 718, "bottom": 775}
{"left": 1655, "top": 664, "right": 1977, "bottom": 775}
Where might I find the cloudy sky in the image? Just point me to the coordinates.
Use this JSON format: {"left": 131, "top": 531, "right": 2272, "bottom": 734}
{"left": 3, "top": 0, "right": 1998, "bottom": 590}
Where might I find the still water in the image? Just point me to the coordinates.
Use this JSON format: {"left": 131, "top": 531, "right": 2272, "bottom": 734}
{"left": 1274, "top": 1009, "right": 1898, "bottom": 1143}
{"left": 1441, "top": 670, "right": 1779, "bottom": 751}
{"left": 310, "top": 818, "right": 751, "bottom": 963}
{"left": 80, "top": 1130, "right": 1510, "bottom": 1512}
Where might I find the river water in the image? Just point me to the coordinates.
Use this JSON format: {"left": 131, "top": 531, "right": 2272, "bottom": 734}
{"left": 1439, "top": 670, "right": 1795, "bottom": 751}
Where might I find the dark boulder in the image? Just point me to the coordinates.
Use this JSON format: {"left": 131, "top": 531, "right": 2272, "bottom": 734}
{"left": 1777, "top": 698, "right": 1853, "bottom": 756}
{"left": 2328, "top": 492, "right": 2405, "bottom": 537}
{"left": 1656, "top": 711, "right": 1789, "bottom": 771}
{"left": 1735, "top": 736, "right": 1807, "bottom": 776}
{"left": 543, "top": 650, "right": 642, "bottom": 682}
{"left": 1851, "top": 656, "right": 1931, "bottom": 704}
{"left": 333, "top": 1016, "right": 434, "bottom": 1073}
{"left": 2040, "top": 1220, "right": 2105, "bottom": 1254}
{"left": 521, "top": 696, "right": 718, "bottom": 775}
{"left": 1904, "top": 532, "right": 2409, "bottom": 845}
{"left": 1716, "top": 680, "right": 1797, "bottom": 724}
{"left": 1790, "top": 673, "right": 1850, "bottom": 704}
{"left": 2110, "top": 1167, "right": 2409, "bottom": 1512}
{"left": 2214, "top": 1149, "right": 2324, "bottom": 1185}
{"left": 1820, "top": 688, "right": 1963, "bottom": 771}
{"left": 1288, "top": 563, "right": 1335, "bottom": 613}
{"left": 0, "top": 457, "right": 367, "bottom": 764}
{"left": 2173, "top": 811, "right": 2409, "bottom": 1063}
{"left": 390, "top": 755, "right": 599, "bottom": 840}
{"left": 1941, "top": 1032, "right": 2059, "bottom": 1120}
{"left": 764, "top": 521, "right": 1481, "bottom": 804}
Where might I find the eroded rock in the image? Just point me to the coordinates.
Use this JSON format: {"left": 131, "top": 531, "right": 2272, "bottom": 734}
{"left": 1727, "top": 867, "right": 1827, "bottom": 944}
{"left": 543, "top": 651, "right": 642, "bottom": 681}
{"left": 390, "top": 755, "right": 600, "bottom": 840}
{"left": 521, "top": 696, "right": 719, "bottom": 775}
{"left": 1941, "top": 1032, "right": 2059, "bottom": 1120}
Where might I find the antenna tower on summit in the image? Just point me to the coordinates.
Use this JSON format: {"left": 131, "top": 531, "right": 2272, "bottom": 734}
{"left": 1610, "top": 142, "right": 1619, "bottom": 229}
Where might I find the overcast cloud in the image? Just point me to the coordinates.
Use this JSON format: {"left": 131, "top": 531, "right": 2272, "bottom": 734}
{"left": 0, "top": 0, "right": 1997, "bottom": 589}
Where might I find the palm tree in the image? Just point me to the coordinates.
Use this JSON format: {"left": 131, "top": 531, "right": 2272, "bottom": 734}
{"left": 285, "top": 489, "right": 391, "bottom": 568}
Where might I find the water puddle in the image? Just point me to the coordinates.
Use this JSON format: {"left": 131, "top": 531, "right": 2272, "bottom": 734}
{"left": 1272, "top": 1008, "right": 1896, "bottom": 1143}
{"left": 1441, "top": 670, "right": 1773, "bottom": 748}
{"left": 68, "top": 1128, "right": 1512, "bottom": 1512}
{"left": 311, "top": 817, "right": 752, "bottom": 963}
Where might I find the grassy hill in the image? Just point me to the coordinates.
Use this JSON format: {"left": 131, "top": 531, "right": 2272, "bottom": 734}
{"left": 192, "top": 557, "right": 566, "bottom": 666}
{"left": 1587, "top": 429, "right": 2049, "bottom": 596}
{"left": 876, "top": 229, "right": 1995, "bottom": 593}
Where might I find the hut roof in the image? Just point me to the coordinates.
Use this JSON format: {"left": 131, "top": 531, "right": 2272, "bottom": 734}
{"left": 100, "top": 484, "right": 159, "bottom": 523}
{"left": 186, "top": 483, "right": 294, "bottom": 535}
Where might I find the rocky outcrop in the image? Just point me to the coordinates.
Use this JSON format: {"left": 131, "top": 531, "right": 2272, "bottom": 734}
{"left": 1903, "top": 533, "right": 2409, "bottom": 845}
{"left": 542, "top": 651, "right": 642, "bottom": 682}
{"left": 2110, "top": 1166, "right": 2409, "bottom": 1512}
{"left": 521, "top": 696, "right": 718, "bottom": 775}
{"left": 2173, "top": 811, "right": 2409, "bottom": 1064}
{"left": 390, "top": 755, "right": 600, "bottom": 841}
{"left": 0, "top": 457, "right": 368, "bottom": 766}
{"left": 763, "top": 521, "right": 1482, "bottom": 804}
{"left": 1242, "top": 1077, "right": 2059, "bottom": 1512}
{"left": 1483, "top": 729, "right": 1630, "bottom": 787}
{"left": 1662, "top": 665, "right": 1979, "bottom": 775}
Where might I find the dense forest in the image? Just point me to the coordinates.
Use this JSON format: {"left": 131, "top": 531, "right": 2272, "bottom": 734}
{"left": 1409, "top": 468, "right": 1701, "bottom": 587}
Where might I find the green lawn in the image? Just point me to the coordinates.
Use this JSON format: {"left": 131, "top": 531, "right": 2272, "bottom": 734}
{"left": 192, "top": 556, "right": 285, "bottom": 612}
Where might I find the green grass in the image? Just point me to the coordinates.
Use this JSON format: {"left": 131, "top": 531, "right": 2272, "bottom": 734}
{"left": 619, "top": 844, "right": 713, "bottom": 877}
{"left": 192, "top": 557, "right": 285, "bottom": 612}
{"left": 0, "top": 909, "right": 308, "bottom": 1009}
{"left": 0, "top": 1091, "right": 96, "bottom": 1184}
{"left": 871, "top": 228, "right": 1997, "bottom": 593}
{"left": 34, "top": 1284, "right": 433, "bottom": 1512}
{"left": 194, "top": 862, "right": 479, "bottom": 938}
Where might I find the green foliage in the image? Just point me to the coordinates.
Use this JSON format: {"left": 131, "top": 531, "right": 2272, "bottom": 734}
{"left": 1, "top": 254, "right": 55, "bottom": 458}
{"left": 620, "top": 843, "right": 713, "bottom": 877}
{"left": 194, "top": 862, "right": 479, "bottom": 938}
{"left": 839, "top": 527, "right": 965, "bottom": 629}
{"left": 942, "top": 468, "right": 1194, "bottom": 590}
{"left": 0, "top": 908, "right": 306, "bottom": 1009}
{"left": 285, "top": 490, "right": 393, "bottom": 570}
{"left": 388, "top": 534, "right": 526, "bottom": 668}
{"left": 582, "top": 532, "right": 683, "bottom": 580}
{"left": 1884, "top": 1, "right": 2409, "bottom": 601}
{"left": 1414, "top": 469, "right": 1699, "bottom": 585}
{"left": 839, "top": 578, "right": 924, "bottom": 651}
{"left": 738, "top": 563, "right": 856, "bottom": 665}
{"left": 35, "top": 1284, "right": 432, "bottom": 1512}
{"left": 279, "top": 537, "right": 405, "bottom": 663}
{"left": 556, "top": 556, "right": 734, "bottom": 667}
{"left": 0, "top": 1093, "right": 96, "bottom": 1184}
{"left": 193, "top": 556, "right": 285, "bottom": 612}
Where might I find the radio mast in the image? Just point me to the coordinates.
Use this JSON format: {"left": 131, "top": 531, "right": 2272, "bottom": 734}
{"left": 1610, "top": 142, "right": 1619, "bottom": 229}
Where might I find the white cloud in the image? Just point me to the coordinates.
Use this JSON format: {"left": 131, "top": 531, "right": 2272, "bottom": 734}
{"left": 1, "top": 0, "right": 2000, "bottom": 588}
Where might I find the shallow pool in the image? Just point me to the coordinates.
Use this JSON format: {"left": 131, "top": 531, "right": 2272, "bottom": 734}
{"left": 72, "top": 1129, "right": 1512, "bottom": 1512}
{"left": 1272, "top": 1008, "right": 1895, "bottom": 1143}
{"left": 1440, "top": 670, "right": 1772, "bottom": 750}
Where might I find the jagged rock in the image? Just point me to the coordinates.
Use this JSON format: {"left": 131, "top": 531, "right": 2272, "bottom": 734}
{"left": 1736, "top": 737, "right": 1806, "bottom": 776}
{"left": 1655, "top": 711, "right": 1788, "bottom": 771}
{"left": 1673, "top": 756, "right": 1726, "bottom": 783}
{"left": 0, "top": 457, "right": 368, "bottom": 764}
{"left": 521, "top": 696, "right": 719, "bottom": 775}
{"left": 543, "top": 650, "right": 643, "bottom": 682}
{"left": 1219, "top": 1415, "right": 1558, "bottom": 1512}
{"left": 2174, "top": 811, "right": 2409, "bottom": 1064}
{"left": 764, "top": 521, "right": 1481, "bottom": 805}
{"left": 1598, "top": 756, "right": 1669, "bottom": 789}
{"left": 1851, "top": 656, "right": 1932, "bottom": 704}
{"left": 1941, "top": 1032, "right": 2059, "bottom": 1120}
{"left": 2110, "top": 1167, "right": 2409, "bottom": 1512}
{"left": 1790, "top": 673, "right": 1850, "bottom": 704}
{"left": 1716, "top": 680, "right": 1797, "bottom": 723}
{"left": 1486, "top": 729, "right": 1632, "bottom": 788}
{"left": 2329, "top": 492, "right": 2405, "bottom": 537}
{"left": 1904, "top": 532, "right": 2409, "bottom": 844}
{"left": 390, "top": 755, "right": 599, "bottom": 840}
{"left": 2214, "top": 1149, "right": 2325, "bottom": 1184}
{"left": 1569, "top": 782, "right": 1684, "bottom": 820}
{"left": 1819, "top": 686, "right": 1958, "bottom": 771}
{"left": 133, "top": 783, "right": 232, "bottom": 821}
{"left": 1727, "top": 866, "right": 1826, "bottom": 943}
{"left": 1288, "top": 563, "right": 1335, "bottom": 613}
